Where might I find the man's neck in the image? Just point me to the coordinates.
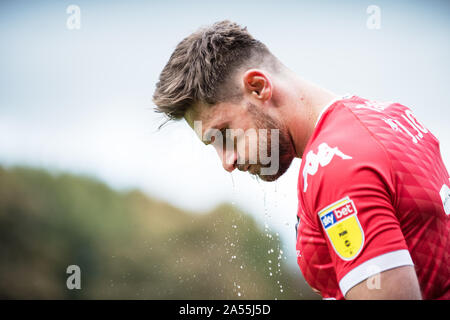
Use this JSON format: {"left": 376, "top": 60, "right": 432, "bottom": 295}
{"left": 276, "top": 74, "right": 338, "bottom": 158}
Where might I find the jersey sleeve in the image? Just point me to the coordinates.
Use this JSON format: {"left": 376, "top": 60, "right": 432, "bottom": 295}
{"left": 302, "top": 107, "right": 415, "bottom": 297}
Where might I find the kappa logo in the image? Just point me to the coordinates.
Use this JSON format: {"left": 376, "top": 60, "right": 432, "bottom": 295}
{"left": 303, "top": 143, "right": 352, "bottom": 192}
{"left": 439, "top": 182, "right": 450, "bottom": 216}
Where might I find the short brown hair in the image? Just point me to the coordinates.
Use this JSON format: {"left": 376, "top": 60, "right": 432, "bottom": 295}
{"left": 152, "top": 20, "right": 273, "bottom": 121}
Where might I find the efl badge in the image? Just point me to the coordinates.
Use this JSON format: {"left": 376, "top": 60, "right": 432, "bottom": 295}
{"left": 318, "top": 196, "right": 364, "bottom": 260}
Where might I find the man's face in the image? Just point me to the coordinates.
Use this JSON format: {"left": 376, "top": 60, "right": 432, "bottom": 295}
{"left": 185, "top": 100, "right": 295, "bottom": 181}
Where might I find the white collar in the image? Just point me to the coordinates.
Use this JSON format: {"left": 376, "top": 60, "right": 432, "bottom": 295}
{"left": 314, "top": 94, "right": 352, "bottom": 127}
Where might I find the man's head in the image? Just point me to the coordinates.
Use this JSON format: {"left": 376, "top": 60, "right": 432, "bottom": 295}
{"left": 153, "top": 21, "right": 297, "bottom": 181}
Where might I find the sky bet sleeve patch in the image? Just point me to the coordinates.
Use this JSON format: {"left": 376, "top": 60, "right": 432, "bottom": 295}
{"left": 318, "top": 196, "right": 364, "bottom": 261}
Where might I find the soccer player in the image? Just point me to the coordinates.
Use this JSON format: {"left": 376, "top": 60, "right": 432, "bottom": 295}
{"left": 152, "top": 21, "right": 449, "bottom": 299}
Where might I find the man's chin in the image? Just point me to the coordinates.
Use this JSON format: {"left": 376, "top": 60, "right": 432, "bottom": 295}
{"left": 257, "top": 169, "right": 288, "bottom": 182}
{"left": 254, "top": 158, "right": 294, "bottom": 182}
{"left": 257, "top": 173, "right": 281, "bottom": 182}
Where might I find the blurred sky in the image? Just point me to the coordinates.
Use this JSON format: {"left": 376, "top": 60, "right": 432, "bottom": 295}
{"left": 1, "top": 0, "right": 449, "bottom": 266}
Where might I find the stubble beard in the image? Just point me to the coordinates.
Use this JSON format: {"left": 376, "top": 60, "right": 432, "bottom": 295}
{"left": 246, "top": 103, "right": 295, "bottom": 182}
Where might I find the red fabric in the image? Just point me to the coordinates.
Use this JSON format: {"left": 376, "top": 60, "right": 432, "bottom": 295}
{"left": 296, "top": 96, "right": 450, "bottom": 299}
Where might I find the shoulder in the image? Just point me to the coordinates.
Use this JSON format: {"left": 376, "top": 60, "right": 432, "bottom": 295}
{"left": 299, "top": 101, "right": 395, "bottom": 219}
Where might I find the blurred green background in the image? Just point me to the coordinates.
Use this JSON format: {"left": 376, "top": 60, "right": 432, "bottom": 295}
{"left": 0, "top": 165, "right": 317, "bottom": 299}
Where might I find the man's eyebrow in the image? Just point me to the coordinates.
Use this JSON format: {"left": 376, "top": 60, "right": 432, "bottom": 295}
{"left": 208, "top": 118, "right": 228, "bottom": 130}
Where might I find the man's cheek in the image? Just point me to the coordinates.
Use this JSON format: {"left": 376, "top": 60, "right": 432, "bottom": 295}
{"left": 260, "top": 129, "right": 280, "bottom": 177}
{"left": 248, "top": 134, "right": 261, "bottom": 164}
{"left": 232, "top": 136, "right": 244, "bottom": 164}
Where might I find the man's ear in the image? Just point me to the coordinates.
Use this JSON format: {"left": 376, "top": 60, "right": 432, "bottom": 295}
{"left": 243, "top": 69, "right": 272, "bottom": 102}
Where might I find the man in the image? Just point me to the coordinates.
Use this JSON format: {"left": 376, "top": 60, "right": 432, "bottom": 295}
{"left": 153, "top": 21, "right": 449, "bottom": 299}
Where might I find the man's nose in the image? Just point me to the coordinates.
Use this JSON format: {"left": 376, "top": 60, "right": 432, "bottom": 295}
{"left": 217, "top": 148, "right": 237, "bottom": 172}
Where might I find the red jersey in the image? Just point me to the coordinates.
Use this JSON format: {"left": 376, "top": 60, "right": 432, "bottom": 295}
{"left": 296, "top": 95, "right": 450, "bottom": 299}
